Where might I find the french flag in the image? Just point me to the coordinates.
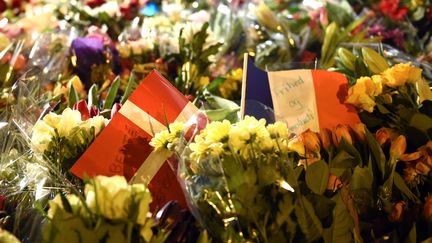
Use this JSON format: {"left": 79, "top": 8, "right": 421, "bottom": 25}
{"left": 240, "top": 54, "right": 360, "bottom": 133}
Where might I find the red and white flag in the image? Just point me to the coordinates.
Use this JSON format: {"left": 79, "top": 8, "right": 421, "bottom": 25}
{"left": 70, "top": 70, "right": 200, "bottom": 210}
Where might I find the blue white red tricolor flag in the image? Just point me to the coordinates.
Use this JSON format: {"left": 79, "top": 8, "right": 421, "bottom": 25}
{"left": 241, "top": 54, "right": 360, "bottom": 133}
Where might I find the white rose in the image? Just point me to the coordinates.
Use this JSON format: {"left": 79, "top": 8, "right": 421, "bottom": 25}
{"left": 57, "top": 108, "right": 82, "bottom": 137}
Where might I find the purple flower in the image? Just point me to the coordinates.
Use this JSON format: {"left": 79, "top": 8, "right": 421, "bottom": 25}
{"left": 70, "top": 37, "right": 106, "bottom": 86}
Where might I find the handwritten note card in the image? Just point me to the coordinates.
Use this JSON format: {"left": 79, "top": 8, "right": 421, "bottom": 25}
{"left": 268, "top": 70, "right": 320, "bottom": 133}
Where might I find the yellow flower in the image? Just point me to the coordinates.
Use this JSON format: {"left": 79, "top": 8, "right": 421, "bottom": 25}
{"left": 85, "top": 175, "right": 131, "bottom": 220}
{"left": 204, "top": 120, "right": 231, "bottom": 143}
{"left": 150, "top": 130, "right": 174, "bottom": 151}
{"left": 67, "top": 76, "right": 85, "bottom": 96}
{"left": 189, "top": 141, "right": 208, "bottom": 161}
{"left": 345, "top": 76, "right": 382, "bottom": 112}
{"left": 228, "top": 116, "right": 270, "bottom": 158}
{"left": 0, "top": 228, "right": 21, "bottom": 243}
{"left": 382, "top": 62, "right": 422, "bottom": 88}
{"left": 267, "top": 122, "right": 289, "bottom": 139}
{"left": 168, "top": 121, "right": 184, "bottom": 136}
{"left": 199, "top": 76, "right": 210, "bottom": 86}
{"left": 150, "top": 122, "right": 184, "bottom": 152}
{"left": 287, "top": 137, "right": 305, "bottom": 156}
{"left": 219, "top": 69, "right": 243, "bottom": 99}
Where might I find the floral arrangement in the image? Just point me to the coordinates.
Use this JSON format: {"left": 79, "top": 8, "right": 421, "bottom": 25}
{"left": 43, "top": 175, "right": 198, "bottom": 243}
{"left": 151, "top": 112, "right": 432, "bottom": 242}
{"left": 0, "top": 0, "right": 431, "bottom": 242}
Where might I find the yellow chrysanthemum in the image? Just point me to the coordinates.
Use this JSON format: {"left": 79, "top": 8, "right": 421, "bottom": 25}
{"left": 381, "top": 62, "right": 422, "bottom": 88}
{"left": 204, "top": 120, "right": 231, "bottom": 143}
{"left": 149, "top": 130, "right": 174, "bottom": 151}
{"left": 267, "top": 122, "right": 289, "bottom": 139}
{"left": 345, "top": 76, "right": 382, "bottom": 113}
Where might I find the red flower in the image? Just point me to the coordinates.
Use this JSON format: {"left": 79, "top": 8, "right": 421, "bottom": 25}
{"left": 86, "top": 0, "right": 106, "bottom": 9}
{"left": 73, "top": 100, "right": 100, "bottom": 120}
{"left": 378, "top": 0, "right": 408, "bottom": 20}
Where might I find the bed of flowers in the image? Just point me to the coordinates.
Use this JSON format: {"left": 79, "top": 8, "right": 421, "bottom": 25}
{"left": 0, "top": 0, "right": 431, "bottom": 243}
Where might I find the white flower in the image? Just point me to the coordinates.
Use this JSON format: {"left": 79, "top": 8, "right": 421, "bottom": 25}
{"left": 57, "top": 108, "right": 82, "bottom": 137}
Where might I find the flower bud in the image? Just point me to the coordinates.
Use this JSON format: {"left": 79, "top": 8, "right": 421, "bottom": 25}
{"left": 319, "top": 128, "right": 333, "bottom": 151}
{"left": 73, "top": 99, "right": 90, "bottom": 121}
{"left": 326, "top": 174, "right": 342, "bottom": 192}
{"left": 375, "top": 127, "right": 395, "bottom": 146}
{"left": 331, "top": 124, "right": 352, "bottom": 146}
{"left": 110, "top": 103, "right": 122, "bottom": 119}
{"left": 424, "top": 196, "right": 432, "bottom": 221}
{"left": 389, "top": 201, "right": 405, "bottom": 222}
{"left": 300, "top": 129, "right": 321, "bottom": 154}
{"left": 390, "top": 135, "right": 407, "bottom": 159}
{"left": 351, "top": 123, "right": 366, "bottom": 142}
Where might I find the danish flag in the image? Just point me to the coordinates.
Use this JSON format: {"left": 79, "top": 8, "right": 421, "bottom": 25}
{"left": 71, "top": 71, "right": 201, "bottom": 210}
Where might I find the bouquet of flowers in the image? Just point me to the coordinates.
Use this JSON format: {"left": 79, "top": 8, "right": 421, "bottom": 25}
{"left": 42, "top": 175, "right": 167, "bottom": 243}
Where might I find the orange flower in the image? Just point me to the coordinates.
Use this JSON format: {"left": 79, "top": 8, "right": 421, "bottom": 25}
{"left": 351, "top": 123, "right": 366, "bottom": 142}
{"left": 331, "top": 124, "right": 353, "bottom": 146}
{"left": 319, "top": 128, "right": 333, "bottom": 151}
{"left": 299, "top": 129, "right": 321, "bottom": 154}
{"left": 326, "top": 174, "right": 342, "bottom": 192}
{"left": 375, "top": 127, "right": 397, "bottom": 146}
{"left": 390, "top": 135, "right": 407, "bottom": 159}
{"left": 389, "top": 201, "right": 406, "bottom": 222}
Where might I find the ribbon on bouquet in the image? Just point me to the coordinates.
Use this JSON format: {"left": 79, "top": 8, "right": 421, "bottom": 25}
{"left": 241, "top": 54, "right": 360, "bottom": 134}
{"left": 70, "top": 70, "right": 200, "bottom": 210}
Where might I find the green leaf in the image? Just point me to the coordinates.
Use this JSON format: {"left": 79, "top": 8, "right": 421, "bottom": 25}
{"left": 393, "top": 173, "right": 420, "bottom": 203}
{"left": 203, "top": 108, "right": 239, "bottom": 122}
{"left": 323, "top": 193, "right": 354, "bottom": 243}
{"left": 205, "top": 77, "right": 225, "bottom": 93}
{"left": 350, "top": 165, "right": 373, "bottom": 191}
{"left": 88, "top": 84, "right": 98, "bottom": 108}
{"left": 404, "top": 223, "right": 416, "bottom": 243}
{"left": 295, "top": 197, "right": 323, "bottom": 241}
{"left": 305, "top": 160, "right": 329, "bottom": 195}
{"left": 103, "top": 76, "right": 120, "bottom": 110}
{"left": 60, "top": 193, "right": 73, "bottom": 213}
{"left": 121, "top": 73, "right": 136, "bottom": 104}
{"left": 409, "top": 113, "right": 432, "bottom": 138}
{"left": 365, "top": 130, "right": 386, "bottom": 179}
{"left": 67, "top": 84, "right": 79, "bottom": 108}
{"left": 330, "top": 150, "right": 356, "bottom": 168}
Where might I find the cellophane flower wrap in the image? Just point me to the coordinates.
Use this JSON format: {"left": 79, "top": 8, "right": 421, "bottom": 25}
{"left": 151, "top": 116, "right": 359, "bottom": 242}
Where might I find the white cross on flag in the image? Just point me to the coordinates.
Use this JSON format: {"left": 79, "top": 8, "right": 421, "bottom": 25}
{"left": 71, "top": 70, "right": 201, "bottom": 210}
